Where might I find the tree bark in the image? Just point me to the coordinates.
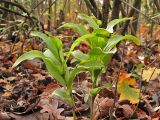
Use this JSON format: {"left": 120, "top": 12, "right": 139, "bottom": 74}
{"left": 48, "top": 0, "right": 52, "bottom": 31}
{"left": 101, "top": 0, "right": 110, "bottom": 28}
{"left": 121, "top": 0, "right": 140, "bottom": 35}
{"left": 131, "top": 0, "right": 141, "bottom": 35}
{"left": 0, "top": 0, "right": 30, "bottom": 16}
{"left": 90, "top": 0, "right": 102, "bottom": 19}
{"left": 84, "top": 0, "right": 102, "bottom": 20}
{"left": 154, "top": 0, "right": 160, "bottom": 11}
{"left": 111, "top": 0, "right": 121, "bottom": 20}
{"left": 1, "top": 1, "right": 9, "bottom": 23}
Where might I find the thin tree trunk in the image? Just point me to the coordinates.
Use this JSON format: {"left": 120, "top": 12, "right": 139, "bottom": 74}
{"left": 48, "top": 0, "right": 52, "bottom": 31}
{"left": 1, "top": 1, "right": 9, "bottom": 23}
{"left": 111, "top": 0, "right": 121, "bottom": 30}
{"left": 101, "top": 0, "right": 110, "bottom": 28}
{"left": 131, "top": 0, "right": 141, "bottom": 35}
{"left": 121, "top": 0, "right": 140, "bottom": 35}
{"left": 90, "top": 0, "right": 101, "bottom": 19}
{"left": 154, "top": 0, "right": 160, "bottom": 11}
{"left": 84, "top": 0, "right": 102, "bottom": 20}
{"left": 54, "top": 0, "right": 57, "bottom": 28}
{"left": 111, "top": 0, "right": 121, "bottom": 20}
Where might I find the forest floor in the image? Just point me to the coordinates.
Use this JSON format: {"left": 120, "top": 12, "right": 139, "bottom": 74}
{"left": 0, "top": 26, "right": 160, "bottom": 120}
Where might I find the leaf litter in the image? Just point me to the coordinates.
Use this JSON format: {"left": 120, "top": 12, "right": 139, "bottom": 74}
{"left": 0, "top": 28, "right": 160, "bottom": 120}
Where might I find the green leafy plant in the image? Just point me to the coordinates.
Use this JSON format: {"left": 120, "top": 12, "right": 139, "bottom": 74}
{"left": 13, "top": 13, "right": 141, "bottom": 119}
{"left": 60, "top": 13, "right": 141, "bottom": 119}
{"left": 12, "top": 31, "right": 85, "bottom": 119}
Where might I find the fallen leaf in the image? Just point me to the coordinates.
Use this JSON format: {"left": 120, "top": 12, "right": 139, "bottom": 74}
{"left": 9, "top": 112, "right": 50, "bottom": 120}
{"left": 136, "top": 108, "right": 151, "bottom": 119}
{"left": 38, "top": 97, "right": 64, "bottom": 120}
{"left": 0, "top": 112, "right": 12, "bottom": 120}
{"left": 114, "top": 104, "right": 134, "bottom": 118}
{"left": 142, "top": 67, "right": 160, "bottom": 81}
{"left": 93, "top": 97, "right": 114, "bottom": 119}
{"left": 117, "top": 73, "right": 140, "bottom": 104}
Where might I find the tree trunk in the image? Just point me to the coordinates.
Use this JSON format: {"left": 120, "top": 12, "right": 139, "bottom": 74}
{"left": 121, "top": 0, "right": 141, "bottom": 35}
{"left": 1, "top": 1, "right": 9, "bottom": 23}
{"left": 101, "top": 0, "right": 110, "bottom": 28}
{"left": 48, "top": 0, "right": 52, "bottom": 31}
{"left": 111, "top": 0, "right": 121, "bottom": 20}
{"left": 84, "top": 0, "right": 102, "bottom": 20}
{"left": 131, "top": 0, "right": 141, "bottom": 35}
{"left": 154, "top": 0, "right": 160, "bottom": 11}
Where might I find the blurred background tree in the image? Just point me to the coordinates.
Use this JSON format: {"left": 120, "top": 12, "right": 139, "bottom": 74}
{"left": 0, "top": 0, "right": 160, "bottom": 39}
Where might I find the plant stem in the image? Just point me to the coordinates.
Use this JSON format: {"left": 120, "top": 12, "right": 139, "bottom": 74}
{"left": 70, "top": 92, "right": 76, "bottom": 120}
{"left": 72, "top": 105, "right": 76, "bottom": 120}
{"left": 110, "top": 42, "right": 125, "bottom": 119}
{"left": 90, "top": 70, "right": 96, "bottom": 120}
{"left": 90, "top": 94, "right": 96, "bottom": 120}
{"left": 90, "top": 95, "right": 93, "bottom": 120}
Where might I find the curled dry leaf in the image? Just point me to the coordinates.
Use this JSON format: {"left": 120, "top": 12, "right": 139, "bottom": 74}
{"left": 114, "top": 104, "right": 134, "bottom": 119}
{"left": 38, "top": 97, "right": 65, "bottom": 120}
{"left": 93, "top": 97, "right": 114, "bottom": 120}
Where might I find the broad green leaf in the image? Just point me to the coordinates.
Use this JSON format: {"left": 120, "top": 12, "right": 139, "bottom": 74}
{"left": 52, "top": 88, "right": 73, "bottom": 105}
{"left": 89, "top": 47, "right": 104, "bottom": 56}
{"left": 88, "top": 47, "right": 111, "bottom": 64}
{"left": 103, "top": 46, "right": 117, "bottom": 54}
{"left": 96, "top": 19, "right": 102, "bottom": 26}
{"left": 43, "top": 58, "right": 65, "bottom": 85}
{"left": 31, "top": 31, "right": 62, "bottom": 61}
{"left": 117, "top": 73, "right": 140, "bottom": 104}
{"left": 93, "top": 28, "right": 110, "bottom": 38}
{"left": 12, "top": 50, "right": 65, "bottom": 85}
{"left": 90, "top": 87, "right": 100, "bottom": 96}
{"left": 71, "top": 50, "right": 89, "bottom": 61}
{"left": 44, "top": 50, "right": 64, "bottom": 74}
{"left": 79, "top": 60, "right": 104, "bottom": 69}
{"left": 44, "top": 49, "right": 61, "bottom": 65}
{"left": 66, "top": 34, "right": 94, "bottom": 59}
{"left": 104, "top": 35, "right": 141, "bottom": 52}
{"left": 12, "top": 50, "right": 45, "bottom": 68}
{"left": 90, "top": 83, "right": 112, "bottom": 95}
{"left": 88, "top": 36, "right": 108, "bottom": 49}
{"left": 124, "top": 35, "right": 141, "bottom": 45}
{"left": 68, "top": 67, "right": 85, "bottom": 92}
{"left": 106, "top": 17, "right": 132, "bottom": 33}
{"left": 102, "top": 54, "right": 112, "bottom": 65}
{"left": 59, "top": 23, "right": 89, "bottom": 36}
{"left": 74, "top": 47, "right": 112, "bottom": 67}
{"left": 78, "top": 13, "right": 99, "bottom": 29}
{"left": 51, "top": 36, "right": 63, "bottom": 50}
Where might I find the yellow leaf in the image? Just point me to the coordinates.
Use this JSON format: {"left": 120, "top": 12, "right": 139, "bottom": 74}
{"left": 117, "top": 73, "right": 140, "bottom": 104}
{"left": 142, "top": 67, "right": 160, "bottom": 81}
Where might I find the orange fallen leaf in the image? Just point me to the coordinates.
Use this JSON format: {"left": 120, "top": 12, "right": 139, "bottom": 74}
{"left": 117, "top": 73, "right": 140, "bottom": 104}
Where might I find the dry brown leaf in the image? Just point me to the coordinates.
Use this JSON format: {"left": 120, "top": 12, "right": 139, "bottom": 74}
{"left": 93, "top": 97, "right": 114, "bottom": 119}
{"left": 38, "top": 97, "right": 65, "bottom": 120}
{"left": 142, "top": 67, "right": 160, "bottom": 81}
{"left": 0, "top": 112, "right": 12, "bottom": 120}
{"left": 114, "top": 104, "right": 134, "bottom": 118}
{"left": 9, "top": 112, "right": 50, "bottom": 120}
